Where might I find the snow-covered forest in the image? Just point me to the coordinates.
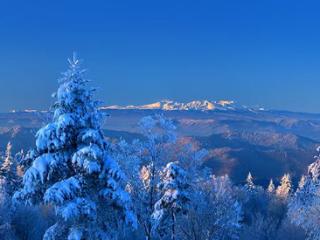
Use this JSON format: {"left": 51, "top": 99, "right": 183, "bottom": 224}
{"left": 0, "top": 56, "right": 319, "bottom": 240}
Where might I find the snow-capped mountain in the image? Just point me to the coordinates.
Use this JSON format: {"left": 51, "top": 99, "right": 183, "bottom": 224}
{"left": 100, "top": 99, "right": 257, "bottom": 111}
{"left": 13, "top": 100, "right": 263, "bottom": 113}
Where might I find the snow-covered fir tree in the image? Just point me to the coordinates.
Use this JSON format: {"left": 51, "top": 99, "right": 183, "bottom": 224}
{"left": 14, "top": 54, "right": 136, "bottom": 240}
{"left": 173, "top": 140, "right": 209, "bottom": 182}
{"left": 0, "top": 142, "right": 21, "bottom": 240}
{"left": 240, "top": 171, "right": 271, "bottom": 238}
{"left": 288, "top": 155, "right": 320, "bottom": 240}
{"left": 110, "top": 138, "right": 142, "bottom": 193}
{"left": 209, "top": 175, "right": 242, "bottom": 239}
{"left": 245, "top": 172, "right": 254, "bottom": 188}
{"left": 267, "top": 179, "right": 275, "bottom": 194}
{"left": 1, "top": 142, "right": 14, "bottom": 172}
{"left": 111, "top": 115, "right": 210, "bottom": 240}
{"left": 135, "top": 114, "right": 177, "bottom": 240}
{"left": 298, "top": 175, "right": 306, "bottom": 189}
{"left": 152, "top": 162, "right": 190, "bottom": 240}
{"left": 14, "top": 149, "right": 25, "bottom": 177}
{"left": 0, "top": 142, "right": 19, "bottom": 198}
{"left": 244, "top": 172, "right": 257, "bottom": 194}
{"left": 242, "top": 172, "right": 264, "bottom": 200}
{"left": 181, "top": 175, "right": 242, "bottom": 240}
{"left": 276, "top": 173, "right": 292, "bottom": 199}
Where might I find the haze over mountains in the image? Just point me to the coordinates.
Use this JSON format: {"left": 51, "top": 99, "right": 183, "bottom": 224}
{"left": 2, "top": 100, "right": 320, "bottom": 185}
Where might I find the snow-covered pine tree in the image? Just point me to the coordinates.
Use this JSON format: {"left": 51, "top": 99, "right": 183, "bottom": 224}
{"left": 243, "top": 172, "right": 265, "bottom": 198}
{"left": 180, "top": 174, "right": 242, "bottom": 240}
{"left": 0, "top": 142, "right": 21, "bottom": 240}
{"left": 240, "top": 171, "right": 267, "bottom": 232}
{"left": 14, "top": 149, "right": 25, "bottom": 178}
{"left": 136, "top": 114, "right": 177, "bottom": 240}
{"left": 276, "top": 173, "right": 292, "bottom": 199}
{"left": 13, "top": 54, "right": 136, "bottom": 240}
{"left": 267, "top": 179, "right": 275, "bottom": 194}
{"left": 112, "top": 115, "right": 210, "bottom": 240}
{"left": 298, "top": 175, "right": 306, "bottom": 189}
{"left": 1, "top": 142, "right": 13, "bottom": 172}
{"left": 244, "top": 172, "right": 255, "bottom": 192}
{"left": 152, "top": 162, "right": 190, "bottom": 240}
{"left": 110, "top": 138, "right": 142, "bottom": 194}
{"left": 0, "top": 142, "right": 19, "bottom": 198}
{"left": 173, "top": 140, "right": 209, "bottom": 182}
{"left": 288, "top": 155, "right": 320, "bottom": 240}
{"left": 210, "top": 175, "right": 242, "bottom": 239}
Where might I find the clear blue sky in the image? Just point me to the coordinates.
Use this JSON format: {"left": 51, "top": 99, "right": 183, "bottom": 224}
{"left": 1, "top": 0, "right": 320, "bottom": 112}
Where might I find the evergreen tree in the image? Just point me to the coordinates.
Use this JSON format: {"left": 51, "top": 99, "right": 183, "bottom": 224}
{"left": 240, "top": 171, "right": 267, "bottom": 233}
{"left": 180, "top": 175, "right": 242, "bottom": 240}
{"left": 14, "top": 54, "right": 136, "bottom": 240}
{"left": 1, "top": 142, "right": 14, "bottom": 172}
{"left": 244, "top": 172, "right": 255, "bottom": 192}
{"left": 112, "top": 115, "right": 209, "bottom": 240}
{"left": 288, "top": 154, "right": 320, "bottom": 239}
{"left": 209, "top": 175, "right": 242, "bottom": 239}
{"left": 276, "top": 174, "right": 292, "bottom": 199}
{"left": 136, "top": 114, "right": 176, "bottom": 240}
{"left": 297, "top": 175, "right": 306, "bottom": 190}
{"left": 14, "top": 149, "right": 25, "bottom": 178}
{"left": 0, "top": 142, "right": 19, "bottom": 197}
{"left": 267, "top": 179, "right": 275, "bottom": 194}
{"left": 0, "top": 142, "right": 20, "bottom": 240}
{"left": 152, "top": 162, "right": 190, "bottom": 240}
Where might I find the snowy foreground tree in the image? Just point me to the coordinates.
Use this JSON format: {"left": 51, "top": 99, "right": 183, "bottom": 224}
{"left": 152, "top": 162, "right": 190, "bottom": 240}
{"left": 136, "top": 114, "right": 177, "bottom": 240}
{"left": 111, "top": 114, "right": 212, "bottom": 240}
{"left": 14, "top": 55, "right": 137, "bottom": 240}
{"left": 288, "top": 153, "right": 320, "bottom": 240}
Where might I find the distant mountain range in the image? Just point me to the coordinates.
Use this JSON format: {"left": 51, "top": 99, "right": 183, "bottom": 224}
{"left": 100, "top": 99, "right": 264, "bottom": 112}
{"left": 3, "top": 100, "right": 320, "bottom": 185}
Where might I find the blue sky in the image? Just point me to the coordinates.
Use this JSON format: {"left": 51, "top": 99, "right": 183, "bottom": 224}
{"left": 1, "top": 0, "right": 320, "bottom": 112}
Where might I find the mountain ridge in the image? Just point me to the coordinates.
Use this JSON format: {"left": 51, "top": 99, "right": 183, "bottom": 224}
{"left": 100, "top": 99, "right": 264, "bottom": 112}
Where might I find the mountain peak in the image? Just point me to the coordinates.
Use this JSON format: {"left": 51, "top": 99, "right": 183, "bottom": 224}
{"left": 101, "top": 99, "right": 250, "bottom": 111}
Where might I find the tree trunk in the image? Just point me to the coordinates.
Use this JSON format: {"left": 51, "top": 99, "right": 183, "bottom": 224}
{"left": 144, "top": 222, "right": 152, "bottom": 240}
{"left": 147, "top": 162, "right": 156, "bottom": 240}
{"left": 171, "top": 212, "right": 176, "bottom": 240}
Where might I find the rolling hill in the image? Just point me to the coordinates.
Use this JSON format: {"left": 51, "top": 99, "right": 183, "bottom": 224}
{"left": 2, "top": 100, "right": 320, "bottom": 185}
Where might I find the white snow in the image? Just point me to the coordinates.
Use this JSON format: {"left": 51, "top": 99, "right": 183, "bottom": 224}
{"left": 100, "top": 99, "right": 242, "bottom": 111}
{"left": 44, "top": 177, "right": 81, "bottom": 205}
